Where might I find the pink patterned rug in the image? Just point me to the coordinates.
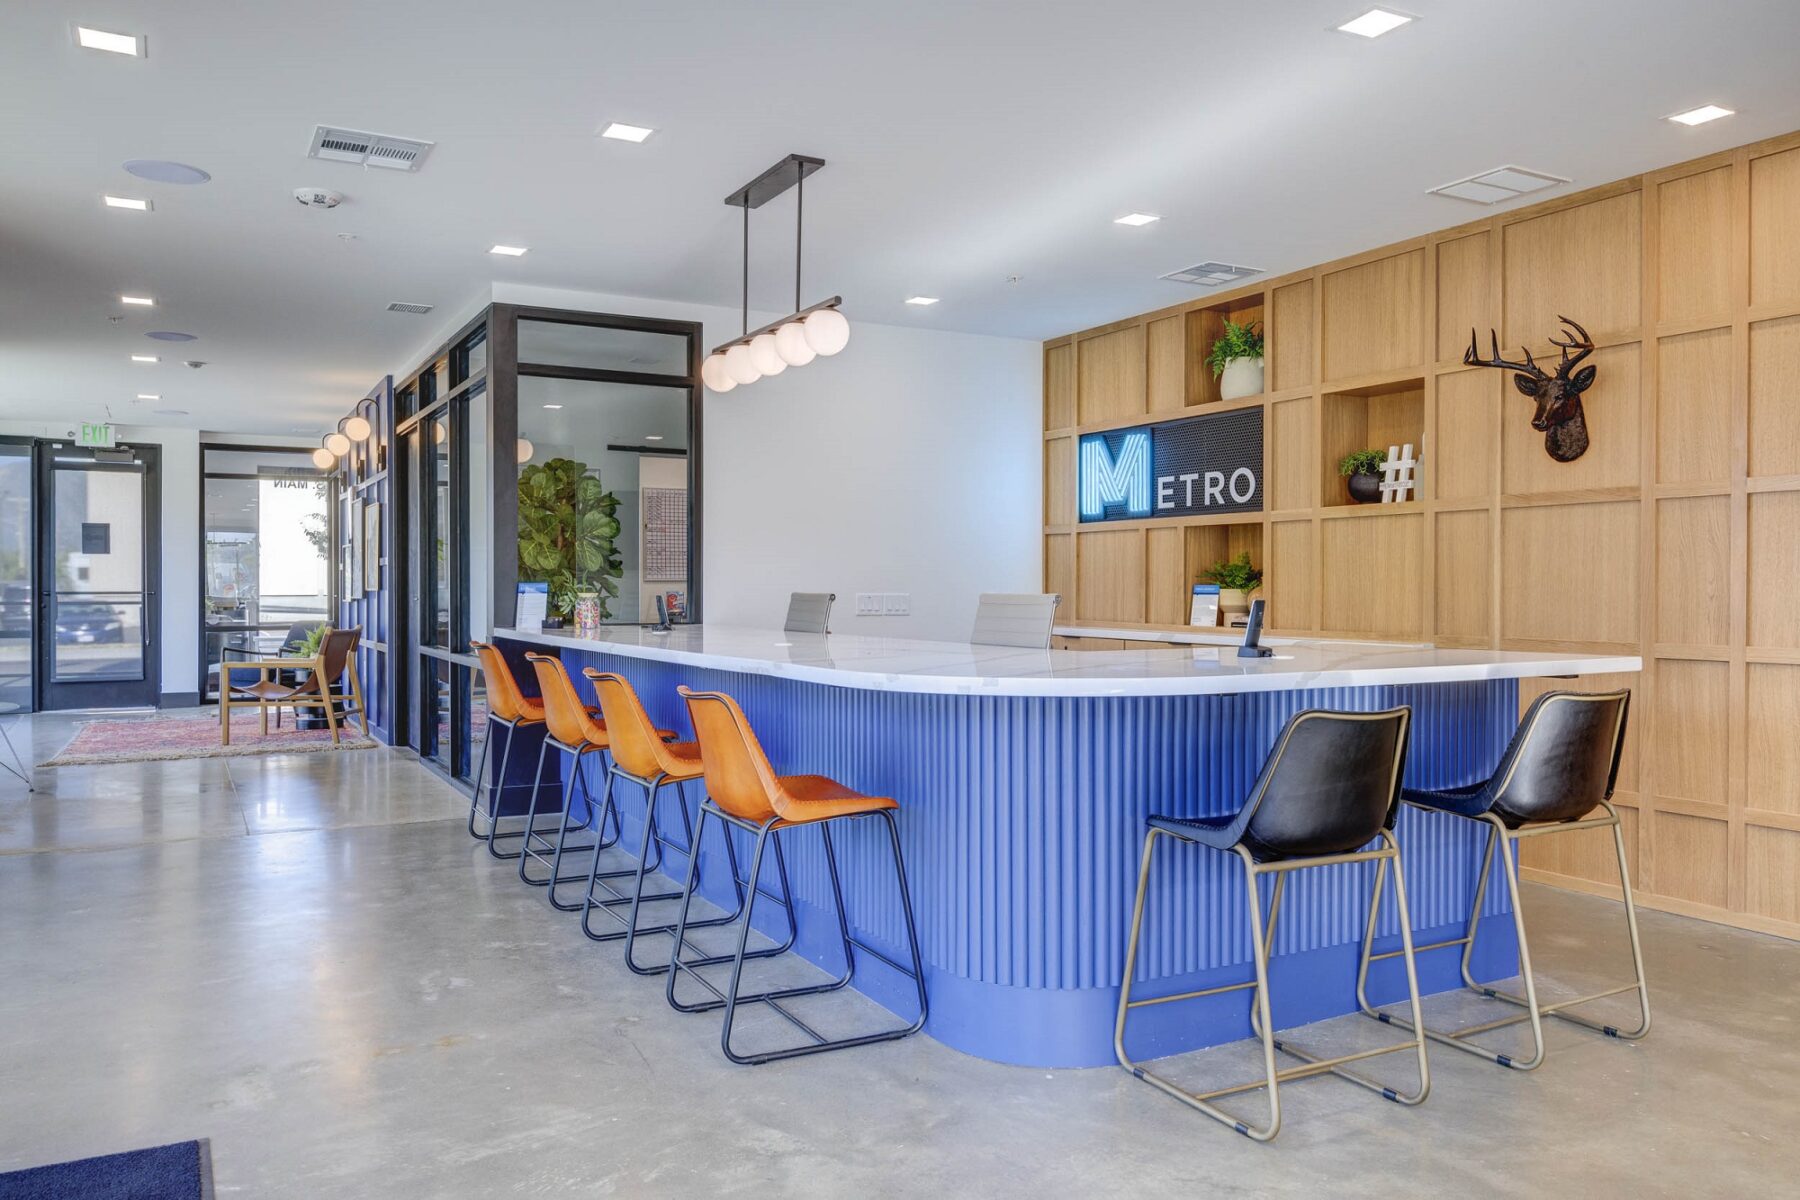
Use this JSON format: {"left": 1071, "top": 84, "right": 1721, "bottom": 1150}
{"left": 42, "top": 711, "right": 378, "bottom": 767}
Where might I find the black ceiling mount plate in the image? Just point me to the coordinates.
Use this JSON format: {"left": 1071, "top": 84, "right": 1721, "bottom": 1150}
{"left": 724, "top": 154, "right": 826, "bottom": 209}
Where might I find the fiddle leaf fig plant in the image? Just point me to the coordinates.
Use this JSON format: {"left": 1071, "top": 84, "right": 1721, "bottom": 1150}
{"left": 517, "top": 457, "right": 624, "bottom": 619}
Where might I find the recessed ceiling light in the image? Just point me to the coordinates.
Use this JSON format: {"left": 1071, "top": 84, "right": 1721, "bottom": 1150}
{"left": 131, "top": 354, "right": 158, "bottom": 363}
{"left": 1667, "top": 104, "right": 1735, "bottom": 126}
{"left": 1336, "top": 8, "right": 1413, "bottom": 37}
{"left": 104, "top": 195, "right": 151, "bottom": 211}
{"left": 124, "top": 160, "right": 210, "bottom": 185}
{"left": 600, "top": 122, "right": 655, "bottom": 143}
{"left": 136, "top": 394, "right": 160, "bottom": 401}
{"left": 489, "top": 244, "right": 528, "bottom": 256}
{"left": 74, "top": 25, "right": 144, "bottom": 56}
{"left": 153, "top": 409, "right": 188, "bottom": 417}
{"left": 905, "top": 296, "right": 940, "bottom": 306}
{"left": 645, "top": 435, "right": 665, "bottom": 441}
{"left": 542, "top": 403, "right": 563, "bottom": 410}
{"left": 146, "top": 331, "right": 197, "bottom": 342}
{"left": 1114, "top": 213, "right": 1160, "bottom": 227}
{"left": 120, "top": 295, "right": 154, "bottom": 306}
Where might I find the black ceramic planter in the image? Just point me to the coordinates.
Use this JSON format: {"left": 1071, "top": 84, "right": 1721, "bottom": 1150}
{"left": 1347, "top": 472, "right": 1382, "bottom": 503}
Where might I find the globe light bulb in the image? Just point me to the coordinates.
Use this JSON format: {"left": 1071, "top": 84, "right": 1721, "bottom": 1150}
{"left": 311, "top": 447, "right": 335, "bottom": 469}
{"left": 774, "top": 321, "right": 816, "bottom": 366}
{"left": 723, "top": 343, "right": 761, "bottom": 385}
{"left": 324, "top": 432, "right": 352, "bottom": 456}
{"left": 701, "top": 353, "right": 736, "bottom": 392}
{"left": 343, "top": 414, "right": 372, "bottom": 441}
{"left": 803, "top": 307, "right": 850, "bottom": 356}
{"left": 749, "top": 332, "right": 787, "bottom": 376}
{"left": 516, "top": 437, "right": 534, "bottom": 464}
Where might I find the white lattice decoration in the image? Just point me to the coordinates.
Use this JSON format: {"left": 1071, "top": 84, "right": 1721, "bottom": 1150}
{"left": 1379, "top": 443, "right": 1418, "bottom": 503}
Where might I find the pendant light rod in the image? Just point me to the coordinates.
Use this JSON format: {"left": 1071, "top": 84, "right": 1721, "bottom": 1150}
{"left": 708, "top": 296, "right": 842, "bottom": 358}
{"left": 795, "top": 169, "right": 804, "bottom": 315}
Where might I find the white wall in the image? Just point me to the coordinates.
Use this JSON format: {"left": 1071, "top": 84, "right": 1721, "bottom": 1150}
{"left": 491, "top": 284, "right": 1043, "bottom": 640}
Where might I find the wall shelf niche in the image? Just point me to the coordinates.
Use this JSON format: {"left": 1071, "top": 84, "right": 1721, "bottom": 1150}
{"left": 1186, "top": 292, "right": 1266, "bottom": 407}
{"left": 1144, "top": 520, "right": 1265, "bottom": 627}
{"left": 1320, "top": 376, "right": 1425, "bottom": 507}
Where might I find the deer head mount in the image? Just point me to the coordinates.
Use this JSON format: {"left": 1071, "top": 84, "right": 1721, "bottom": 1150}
{"left": 1464, "top": 315, "right": 1598, "bottom": 462}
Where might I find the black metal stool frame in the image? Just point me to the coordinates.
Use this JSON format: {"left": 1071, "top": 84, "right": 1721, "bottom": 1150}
{"left": 1113, "top": 708, "right": 1429, "bottom": 1142}
{"left": 517, "top": 734, "right": 615, "bottom": 901}
{"left": 468, "top": 710, "right": 579, "bottom": 861}
{"left": 578, "top": 761, "right": 793, "bottom": 975}
{"left": 665, "top": 803, "right": 929, "bottom": 1066}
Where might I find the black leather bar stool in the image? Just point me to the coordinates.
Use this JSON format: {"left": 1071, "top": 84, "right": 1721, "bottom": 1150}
{"left": 1358, "top": 689, "right": 1648, "bottom": 1071}
{"left": 1114, "top": 706, "right": 1428, "bottom": 1142}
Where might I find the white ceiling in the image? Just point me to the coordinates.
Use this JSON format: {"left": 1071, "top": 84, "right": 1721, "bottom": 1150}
{"left": 3, "top": 0, "right": 1797, "bottom": 435}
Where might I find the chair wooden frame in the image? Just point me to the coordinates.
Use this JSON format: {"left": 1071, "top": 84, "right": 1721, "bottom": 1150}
{"left": 219, "top": 628, "right": 368, "bottom": 746}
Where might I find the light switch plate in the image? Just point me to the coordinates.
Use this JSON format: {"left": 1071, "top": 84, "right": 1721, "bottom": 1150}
{"left": 855, "top": 592, "right": 880, "bottom": 615}
{"left": 882, "top": 593, "right": 910, "bottom": 615}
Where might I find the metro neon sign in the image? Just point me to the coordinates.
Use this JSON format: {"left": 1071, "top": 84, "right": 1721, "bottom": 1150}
{"left": 1077, "top": 407, "right": 1263, "bottom": 523}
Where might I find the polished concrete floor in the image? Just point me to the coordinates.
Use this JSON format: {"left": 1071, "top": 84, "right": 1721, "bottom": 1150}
{"left": 1, "top": 711, "right": 1795, "bottom": 1197}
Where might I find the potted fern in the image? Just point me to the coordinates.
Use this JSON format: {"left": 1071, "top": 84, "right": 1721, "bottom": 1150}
{"left": 1338, "top": 449, "right": 1386, "bottom": 504}
{"left": 1205, "top": 318, "right": 1265, "bottom": 401}
{"left": 1200, "top": 551, "right": 1262, "bottom": 622}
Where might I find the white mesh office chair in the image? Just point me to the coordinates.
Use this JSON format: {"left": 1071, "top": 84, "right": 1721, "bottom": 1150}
{"left": 971, "top": 593, "right": 1061, "bottom": 648}
{"left": 784, "top": 592, "right": 836, "bottom": 635}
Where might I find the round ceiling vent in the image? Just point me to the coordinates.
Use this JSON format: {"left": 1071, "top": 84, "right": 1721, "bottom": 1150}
{"left": 124, "top": 160, "right": 211, "bottom": 185}
{"left": 146, "top": 331, "right": 197, "bottom": 342}
{"left": 293, "top": 187, "right": 344, "bottom": 209}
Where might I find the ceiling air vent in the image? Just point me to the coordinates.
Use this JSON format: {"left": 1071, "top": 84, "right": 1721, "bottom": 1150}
{"left": 386, "top": 301, "right": 434, "bottom": 315}
{"left": 308, "top": 125, "right": 435, "bottom": 172}
{"left": 1161, "top": 261, "right": 1264, "bottom": 288}
{"left": 1429, "top": 165, "right": 1569, "bottom": 205}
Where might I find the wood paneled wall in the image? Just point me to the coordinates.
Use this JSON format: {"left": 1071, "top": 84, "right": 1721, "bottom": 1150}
{"left": 1042, "top": 130, "right": 1800, "bottom": 941}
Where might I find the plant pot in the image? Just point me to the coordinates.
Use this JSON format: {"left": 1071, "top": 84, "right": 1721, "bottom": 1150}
{"left": 1219, "top": 356, "right": 1264, "bottom": 401}
{"left": 1217, "top": 588, "right": 1251, "bottom": 622}
{"left": 1347, "top": 471, "right": 1383, "bottom": 504}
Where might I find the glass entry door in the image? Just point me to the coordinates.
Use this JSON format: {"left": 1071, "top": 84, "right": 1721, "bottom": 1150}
{"left": 37, "top": 446, "right": 160, "bottom": 709}
{"left": 0, "top": 442, "right": 32, "bottom": 710}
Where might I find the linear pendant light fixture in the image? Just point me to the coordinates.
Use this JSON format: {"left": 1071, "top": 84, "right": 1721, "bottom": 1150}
{"left": 701, "top": 154, "right": 848, "bottom": 394}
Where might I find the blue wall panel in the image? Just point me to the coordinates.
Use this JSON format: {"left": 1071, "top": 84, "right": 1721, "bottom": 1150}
{"left": 524, "top": 639, "right": 1521, "bottom": 1067}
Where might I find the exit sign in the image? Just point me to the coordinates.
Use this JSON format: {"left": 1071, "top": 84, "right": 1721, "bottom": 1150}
{"left": 78, "top": 422, "right": 115, "bottom": 449}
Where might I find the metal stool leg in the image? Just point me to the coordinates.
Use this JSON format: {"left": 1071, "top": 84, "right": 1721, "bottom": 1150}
{"left": 0, "top": 716, "right": 32, "bottom": 792}
{"left": 1358, "top": 803, "right": 1650, "bottom": 1069}
{"left": 465, "top": 715, "right": 494, "bottom": 839}
{"left": 654, "top": 806, "right": 798, "bottom": 987}
{"left": 484, "top": 719, "right": 539, "bottom": 861}
{"left": 545, "top": 749, "right": 609, "bottom": 911}
{"left": 519, "top": 740, "right": 603, "bottom": 889}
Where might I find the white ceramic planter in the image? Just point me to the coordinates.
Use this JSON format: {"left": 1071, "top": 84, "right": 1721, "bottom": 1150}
{"left": 1219, "top": 356, "right": 1264, "bottom": 401}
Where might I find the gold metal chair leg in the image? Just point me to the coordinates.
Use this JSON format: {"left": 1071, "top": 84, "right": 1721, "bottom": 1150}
{"left": 1359, "top": 804, "right": 1650, "bottom": 1069}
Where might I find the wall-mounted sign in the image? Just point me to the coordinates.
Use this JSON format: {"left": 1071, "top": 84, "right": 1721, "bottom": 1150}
{"left": 78, "top": 422, "right": 115, "bottom": 449}
{"left": 1078, "top": 405, "right": 1263, "bottom": 523}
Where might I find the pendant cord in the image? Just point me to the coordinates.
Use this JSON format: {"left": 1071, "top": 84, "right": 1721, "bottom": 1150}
{"left": 795, "top": 169, "right": 804, "bottom": 314}
{"left": 741, "top": 202, "right": 749, "bottom": 338}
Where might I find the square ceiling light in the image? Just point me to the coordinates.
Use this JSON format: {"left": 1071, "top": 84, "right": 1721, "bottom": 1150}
{"left": 1336, "top": 8, "right": 1412, "bottom": 37}
{"left": 1114, "top": 212, "right": 1160, "bottom": 226}
{"left": 1429, "top": 164, "right": 1569, "bottom": 205}
{"left": 1667, "top": 104, "right": 1735, "bottom": 126}
{"left": 74, "top": 25, "right": 145, "bottom": 56}
{"left": 601, "top": 122, "right": 655, "bottom": 143}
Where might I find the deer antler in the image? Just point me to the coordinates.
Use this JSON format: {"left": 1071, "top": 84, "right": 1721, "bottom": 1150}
{"left": 1549, "top": 315, "right": 1595, "bottom": 373}
{"left": 1464, "top": 328, "right": 1551, "bottom": 380}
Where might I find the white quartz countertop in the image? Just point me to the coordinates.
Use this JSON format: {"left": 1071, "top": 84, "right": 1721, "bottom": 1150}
{"left": 493, "top": 624, "right": 1641, "bottom": 699}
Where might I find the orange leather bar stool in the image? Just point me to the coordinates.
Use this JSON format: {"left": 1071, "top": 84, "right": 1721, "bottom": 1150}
{"left": 469, "top": 640, "right": 567, "bottom": 861}
{"left": 520, "top": 652, "right": 619, "bottom": 907}
{"left": 668, "top": 686, "right": 929, "bottom": 1065}
{"left": 581, "top": 670, "right": 788, "bottom": 975}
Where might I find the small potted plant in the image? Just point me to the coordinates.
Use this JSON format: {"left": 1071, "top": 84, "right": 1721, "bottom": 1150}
{"left": 1205, "top": 318, "right": 1265, "bottom": 401}
{"left": 1338, "top": 449, "right": 1385, "bottom": 504}
{"left": 1201, "top": 551, "right": 1262, "bottom": 623}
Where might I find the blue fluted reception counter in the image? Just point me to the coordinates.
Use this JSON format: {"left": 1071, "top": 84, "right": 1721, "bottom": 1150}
{"left": 494, "top": 625, "right": 1639, "bottom": 1068}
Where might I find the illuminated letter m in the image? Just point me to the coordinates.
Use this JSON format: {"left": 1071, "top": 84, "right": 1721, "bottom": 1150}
{"left": 1079, "top": 431, "right": 1151, "bottom": 519}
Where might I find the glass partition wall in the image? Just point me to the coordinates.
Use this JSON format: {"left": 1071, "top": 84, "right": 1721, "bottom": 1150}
{"left": 200, "top": 446, "right": 334, "bottom": 701}
{"left": 389, "top": 304, "right": 700, "bottom": 791}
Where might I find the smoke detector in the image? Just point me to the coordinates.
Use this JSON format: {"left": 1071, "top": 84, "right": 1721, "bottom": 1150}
{"left": 183, "top": 360, "right": 207, "bottom": 369}
{"left": 294, "top": 187, "right": 344, "bottom": 209}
